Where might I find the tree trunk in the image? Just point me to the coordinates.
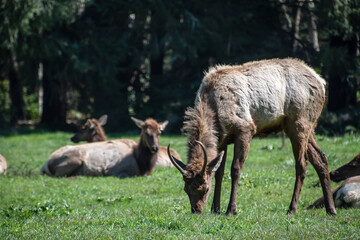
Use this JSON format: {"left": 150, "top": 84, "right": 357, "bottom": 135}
{"left": 41, "top": 60, "right": 67, "bottom": 129}
{"left": 307, "top": 0, "right": 319, "bottom": 52}
{"left": 147, "top": 42, "right": 165, "bottom": 116}
{"left": 8, "top": 50, "right": 25, "bottom": 125}
{"left": 276, "top": 0, "right": 292, "bottom": 32}
{"left": 38, "top": 63, "right": 44, "bottom": 118}
{"left": 292, "top": 0, "right": 303, "bottom": 55}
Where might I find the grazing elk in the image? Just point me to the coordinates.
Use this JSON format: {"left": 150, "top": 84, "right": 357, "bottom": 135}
{"left": 168, "top": 58, "right": 336, "bottom": 215}
{"left": 71, "top": 115, "right": 108, "bottom": 143}
{"left": 41, "top": 117, "right": 179, "bottom": 177}
{"left": 307, "top": 176, "right": 360, "bottom": 209}
{"left": 0, "top": 154, "right": 7, "bottom": 175}
{"left": 330, "top": 153, "right": 360, "bottom": 182}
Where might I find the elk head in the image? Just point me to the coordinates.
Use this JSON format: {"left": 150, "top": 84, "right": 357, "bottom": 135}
{"left": 330, "top": 153, "right": 360, "bottom": 182}
{"left": 131, "top": 117, "right": 168, "bottom": 153}
{"left": 168, "top": 141, "right": 224, "bottom": 213}
{"left": 71, "top": 115, "right": 108, "bottom": 143}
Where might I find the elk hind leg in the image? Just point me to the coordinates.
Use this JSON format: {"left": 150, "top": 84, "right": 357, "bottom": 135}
{"left": 307, "top": 134, "right": 336, "bottom": 215}
{"left": 286, "top": 124, "right": 310, "bottom": 214}
{"left": 48, "top": 155, "right": 83, "bottom": 177}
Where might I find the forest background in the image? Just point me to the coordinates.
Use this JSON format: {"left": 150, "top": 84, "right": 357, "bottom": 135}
{"left": 0, "top": 0, "right": 359, "bottom": 134}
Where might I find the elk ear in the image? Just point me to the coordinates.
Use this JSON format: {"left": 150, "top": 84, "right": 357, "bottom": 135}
{"left": 207, "top": 151, "right": 225, "bottom": 172}
{"left": 98, "top": 115, "right": 108, "bottom": 126}
{"left": 159, "top": 120, "right": 169, "bottom": 131}
{"left": 131, "top": 117, "right": 145, "bottom": 129}
{"left": 86, "top": 119, "right": 95, "bottom": 129}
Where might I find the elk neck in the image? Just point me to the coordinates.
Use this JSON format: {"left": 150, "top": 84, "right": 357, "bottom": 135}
{"left": 134, "top": 138, "right": 157, "bottom": 175}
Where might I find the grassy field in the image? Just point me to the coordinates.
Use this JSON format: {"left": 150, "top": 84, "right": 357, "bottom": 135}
{"left": 0, "top": 130, "right": 359, "bottom": 239}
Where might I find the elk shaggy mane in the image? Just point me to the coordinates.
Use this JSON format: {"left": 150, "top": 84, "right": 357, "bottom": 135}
{"left": 183, "top": 100, "right": 219, "bottom": 174}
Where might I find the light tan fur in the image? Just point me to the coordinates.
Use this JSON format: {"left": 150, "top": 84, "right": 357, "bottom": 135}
{"left": 41, "top": 140, "right": 139, "bottom": 177}
{"left": 0, "top": 154, "right": 7, "bottom": 175}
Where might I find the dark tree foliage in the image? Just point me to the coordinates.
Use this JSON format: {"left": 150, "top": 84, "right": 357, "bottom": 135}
{"left": 317, "top": 0, "right": 360, "bottom": 112}
{"left": 0, "top": 0, "right": 359, "bottom": 133}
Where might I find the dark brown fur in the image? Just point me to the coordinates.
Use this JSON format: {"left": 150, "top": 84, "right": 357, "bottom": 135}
{"left": 330, "top": 153, "right": 360, "bottom": 182}
{"left": 131, "top": 117, "right": 181, "bottom": 175}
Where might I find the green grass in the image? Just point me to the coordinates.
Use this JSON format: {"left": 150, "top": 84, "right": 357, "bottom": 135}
{"left": 1, "top": 131, "right": 359, "bottom": 239}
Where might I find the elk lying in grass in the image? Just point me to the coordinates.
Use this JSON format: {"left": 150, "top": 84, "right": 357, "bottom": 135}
{"left": 307, "top": 176, "right": 360, "bottom": 209}
{"left": 0, "top": 154, "right": 7, "bottom": 175}
{"left": 131, "top": 117, "right": 178, "bottom": 169}
{"left": 40, "top": 139, "right": 139, "bottom": 177}
{"left": 307, "top": 153, "right": 360, "bottom": 209}
{"left": 71, "top": 115, "right": 108, "bottom": 143}
{"left": 70, "top": 115, "right": 175, "bottom": 168}
{"left": 168, "top": 58, "right": 336, "bottom": 215}
{"left": 330, "top": 153, "right": 360, "bottom": 182}
{"left": 41, "top": 117, "right": 179, "bottom": 177}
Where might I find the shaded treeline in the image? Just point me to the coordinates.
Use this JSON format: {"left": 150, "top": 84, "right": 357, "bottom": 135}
{"left": 0, "top": 0, "right": 359, "bottom": 134}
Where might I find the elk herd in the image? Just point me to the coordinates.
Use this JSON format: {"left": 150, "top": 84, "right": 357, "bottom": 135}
{"left": 40, "top": 116, "right": 179, "bottom": 177}
{"left": 1, "top": 58, "right": 360, "bottom": 214}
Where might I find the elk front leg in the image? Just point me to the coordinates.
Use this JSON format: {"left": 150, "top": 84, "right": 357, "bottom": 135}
{"left": 211, "top": 147, "right": 227, "bottom": 214}
{"left": 226, "top": 133, "right": 251, "bottom": 215}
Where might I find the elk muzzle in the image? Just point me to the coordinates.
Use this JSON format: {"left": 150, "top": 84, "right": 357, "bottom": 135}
{"left": 151, "top": 145, "right": 159, "bottom": 153}
{"left": 71, "top": 135, "right": 80, "bottom": 143}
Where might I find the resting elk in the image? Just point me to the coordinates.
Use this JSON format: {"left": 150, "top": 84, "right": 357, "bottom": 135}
{"left": 168, "top": 58, "right": 336, "bottom": 215}
{"left": 41, "top": 117, "right": 180, "bottom": 177}
{"left": 70, "top": 114, "right": 108, "bottom": 143}
{"left": 0, "top": 153, "right": 7, "bottom": 175}
{"left": 70, "top": 115, "right": 174, "bottom": 168}
{"left": 307, "top": 153, "right": 360, "bottom": 209}
{"left": 330, "top": 153, "right": 360, "bottom": 182}
{"left": 307, "top": 176, "right": 360, "bottom": 209}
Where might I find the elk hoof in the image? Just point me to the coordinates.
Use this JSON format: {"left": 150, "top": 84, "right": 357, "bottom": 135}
{"left": 226, "top": 207, "right": 238, "bottom": 215}
{"left": 211, "top": 207, "right": 221, "bottom": 214}
{"left": 287, "top": 209, "right": 297, "bottom": 215}
{"left": 326, "top": 208, "right": 337, "bottom": 215}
